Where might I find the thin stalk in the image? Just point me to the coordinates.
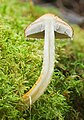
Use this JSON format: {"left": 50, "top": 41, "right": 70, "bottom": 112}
{"left": 23, "top": 21, "right": 55, "bottom": 105}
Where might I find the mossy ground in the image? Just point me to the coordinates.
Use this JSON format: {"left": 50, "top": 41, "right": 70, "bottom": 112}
{"left": 0, "top": 0, "right": 84, "bottom": 120}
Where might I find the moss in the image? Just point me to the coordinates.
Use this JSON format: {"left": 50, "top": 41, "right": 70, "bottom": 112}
{"left": 0, "top": 0, "right": 84, "bottom": 119}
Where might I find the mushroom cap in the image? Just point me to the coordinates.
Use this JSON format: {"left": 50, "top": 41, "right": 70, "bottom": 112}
{"left": 25, "top": 14, "right": 73, "bottom": 39}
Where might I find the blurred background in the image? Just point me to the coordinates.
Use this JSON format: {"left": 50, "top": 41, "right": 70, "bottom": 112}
{"left": 28, "top": 0, "right": 84, "bottom": 29}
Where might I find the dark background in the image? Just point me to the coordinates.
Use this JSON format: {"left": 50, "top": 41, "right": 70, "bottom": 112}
{"left": 32, "top": 0, "right": 84, "bottom": 28}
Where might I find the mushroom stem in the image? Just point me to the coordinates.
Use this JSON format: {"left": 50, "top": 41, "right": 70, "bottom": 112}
{"left": 23, "top": 21, "right": 55, "bottom": 105}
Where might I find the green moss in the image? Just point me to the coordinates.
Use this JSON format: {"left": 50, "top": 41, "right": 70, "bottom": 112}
{"left": 0, "top": 0, "right": 84, "bottom": 119}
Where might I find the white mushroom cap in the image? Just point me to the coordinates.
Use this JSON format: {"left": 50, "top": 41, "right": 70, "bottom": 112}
{"left": 25, "top": 14, "right": 73, "bottom": 39}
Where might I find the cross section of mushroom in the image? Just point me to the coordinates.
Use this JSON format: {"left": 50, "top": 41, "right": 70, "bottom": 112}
{"left": 23, "top": 14, "right": 73, "bottom": 106}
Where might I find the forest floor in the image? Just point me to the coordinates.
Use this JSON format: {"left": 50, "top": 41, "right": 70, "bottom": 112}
{"left": 0, "top": 0, "right": 84, "bottom": 120}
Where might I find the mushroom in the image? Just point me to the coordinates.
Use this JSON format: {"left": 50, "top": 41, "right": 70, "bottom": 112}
{"left": 23, "top": 14, "right": 73, "bottom": 105}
